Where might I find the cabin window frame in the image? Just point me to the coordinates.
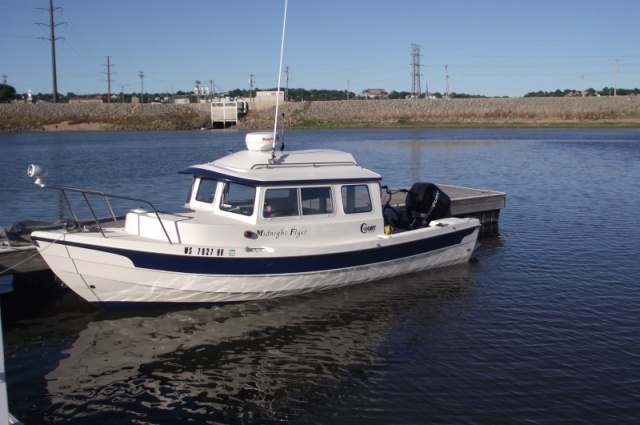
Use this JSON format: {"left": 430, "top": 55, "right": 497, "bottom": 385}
{"left": 300, "top": 186, "right": 334, "bottom": 216}
{"left": 262, "top": 185, "right": 335, "bottom": 219}
{"left": 219, "top": 181, "right": 257, "bottom": 216}
{"left": 341, "top": 184, "right": 373, "bottom": 214}
{"left": 194, "top": 177, "right": 219, "bottom": 204}
{"left": 263, "top": 188, "right": 300, "bottom": 218}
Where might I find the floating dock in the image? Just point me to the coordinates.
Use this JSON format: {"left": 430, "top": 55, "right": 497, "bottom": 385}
{"left": 0, "top": 184, "right": 505, "bottom": 276}
{"left": 439, "top": 184, "right": 505, "bottom": 225}
{"left": 387, "top": 184, "right": 505, "bottom": 225}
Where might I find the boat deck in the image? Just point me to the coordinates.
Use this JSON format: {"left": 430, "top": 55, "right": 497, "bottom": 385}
{"left": 0, "top": 184, "right": 505, "bottom": 276}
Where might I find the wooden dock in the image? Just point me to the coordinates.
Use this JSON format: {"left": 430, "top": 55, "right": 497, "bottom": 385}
{"left": 0, "top": 184, "right": 505, "bottom": 276}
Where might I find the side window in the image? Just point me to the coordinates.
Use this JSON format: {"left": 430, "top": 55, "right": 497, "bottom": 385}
{"left": 301, "top": 187, "right": 333, "bottom": 215}
{"left": 341, "top": 185, "right": 372, "bottom": 214}
{"left": 195, "top": 178, "right": 217, "bottom": 204}
{"left": 220, "top": 182, "right": 256, "bottom": 216}
{"left": 264, "top": 188, "right": 299, "bottom": 217}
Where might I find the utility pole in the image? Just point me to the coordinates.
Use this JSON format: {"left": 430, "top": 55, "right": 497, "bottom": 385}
{"left": 249, "top": 74, "right": 255, "bottom": 99}
{"left": 445, "top": 65, "right": 449, "bottom": 99}
{"left": 102, "top": 56, "right": 115, "bottom": 103}
{"left": 614, "top": 59, "right": 619, "bottom": 97}
{"left": 285, "top": 66, "right": 290, "bottom": 101}
{"left": 139, "top": 71, "right": 144, "bottom": 103}
{"left": 117, "top": 84, "right": 128, "bottom": 103}
{"left": 2, "top": 75, "right": 6, "bottom": 85}
{"left": 36, "top": 0, "right": 65, "bottom": 103}
{"left": 346, "top": 79, "right": 350, "bottom": 100}
{"left": 411, "top": 44, "right": 422, "bottom": 98}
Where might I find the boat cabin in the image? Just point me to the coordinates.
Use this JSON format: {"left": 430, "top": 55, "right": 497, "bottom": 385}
{"left": 180, "top": 132, "right": 383, "bottom": 226}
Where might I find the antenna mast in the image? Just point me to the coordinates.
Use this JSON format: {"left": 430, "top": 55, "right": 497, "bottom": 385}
{"left": 272, "top": 0, "right": 288, "bottom": 153}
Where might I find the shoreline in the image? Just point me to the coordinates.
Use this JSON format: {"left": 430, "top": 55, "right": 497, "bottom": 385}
{"left": 2, "top": 97, "right": 640, "bottom": 133}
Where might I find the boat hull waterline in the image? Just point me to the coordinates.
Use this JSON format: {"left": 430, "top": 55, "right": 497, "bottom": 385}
{"left": 31, "top": 219, "right": 479, "bottom": 305}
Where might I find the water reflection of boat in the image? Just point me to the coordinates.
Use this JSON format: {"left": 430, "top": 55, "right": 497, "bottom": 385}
{"left": 41, "top": 265, "right": 475, "bottom": 422}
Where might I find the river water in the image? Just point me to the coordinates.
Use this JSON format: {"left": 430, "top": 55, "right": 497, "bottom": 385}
{"left": 0, "top": 128, "right": 639, "bottom": 424}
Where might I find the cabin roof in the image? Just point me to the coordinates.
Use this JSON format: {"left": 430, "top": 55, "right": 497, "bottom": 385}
{"left": 180, "top": 148, "right": 381, "bottom": 186}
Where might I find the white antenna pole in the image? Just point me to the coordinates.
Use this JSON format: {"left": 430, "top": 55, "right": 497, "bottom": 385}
{"left": 272, "top": 0, "right": 288, "bottom": 152}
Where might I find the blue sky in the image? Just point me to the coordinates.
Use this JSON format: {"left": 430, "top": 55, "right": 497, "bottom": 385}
{"left": 1, "top": 0, "right": 639, "bottom": 98}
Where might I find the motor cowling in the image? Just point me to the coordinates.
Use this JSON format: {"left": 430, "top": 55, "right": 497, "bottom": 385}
{"left": 405, "top": 182, "right": 451, "bottom": 228}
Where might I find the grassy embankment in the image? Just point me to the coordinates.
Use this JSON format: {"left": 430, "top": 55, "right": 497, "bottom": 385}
{"left": 2, "top": 97, "right": 639, "bottom": 133}
{"left": 238, "top": 97, "right": 640, "bottom": 130}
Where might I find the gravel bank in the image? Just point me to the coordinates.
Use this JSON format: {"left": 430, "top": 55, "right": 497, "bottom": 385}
{"left": 0, "top": 103, "right": 210, "bottom": 132}
{"left": 2, "top": 97, "right": 639, "bottom": 133}
{"left": 238, "top": 96, "right": 640, "bottom": 129}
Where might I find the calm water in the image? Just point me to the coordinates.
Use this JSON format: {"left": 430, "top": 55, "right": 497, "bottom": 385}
{"left": 1, "top": 129, "right": 639, "bottom": 424}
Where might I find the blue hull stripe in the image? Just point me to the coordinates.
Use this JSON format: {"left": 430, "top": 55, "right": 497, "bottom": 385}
{"left": 32, "top": 227, "right": 476, "bottom": 275}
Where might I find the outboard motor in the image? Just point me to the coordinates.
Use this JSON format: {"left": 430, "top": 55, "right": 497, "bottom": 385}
{"left": 405, "top": 182, "right": 451, "bottom": 229}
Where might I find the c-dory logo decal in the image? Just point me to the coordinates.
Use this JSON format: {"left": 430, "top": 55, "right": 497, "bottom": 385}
{"left": 360, "top": 223, "right": 376, "bottom": 233}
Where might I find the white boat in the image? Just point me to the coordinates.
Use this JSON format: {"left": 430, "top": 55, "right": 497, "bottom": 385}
{"left": 26, "top": 1, "right": 480, "bottom": 308}
{"left": 27, "top": 132, "right": 480, "bottom": 307}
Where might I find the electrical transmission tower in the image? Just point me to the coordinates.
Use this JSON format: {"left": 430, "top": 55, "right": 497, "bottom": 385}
{"left": 36, "top": 0, "right": 65, "bottom": 103}
{"left": 411, "top": 44, "right": 422, "bottom": 98}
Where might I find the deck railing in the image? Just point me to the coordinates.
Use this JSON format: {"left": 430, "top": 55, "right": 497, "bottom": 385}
{"left": 38, "top": 183, "right": 173, "bottom": 244}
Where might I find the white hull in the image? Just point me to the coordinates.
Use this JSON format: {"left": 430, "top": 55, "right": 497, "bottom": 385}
{"left": 32, "top": 218, "right": 478, "bottom": 306}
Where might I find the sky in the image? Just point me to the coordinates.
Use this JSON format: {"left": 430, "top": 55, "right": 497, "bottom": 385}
{"left": 1, "top": 0, "right": 639, "bottom": 98}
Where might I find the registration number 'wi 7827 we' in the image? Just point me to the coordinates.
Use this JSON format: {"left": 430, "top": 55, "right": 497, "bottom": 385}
{"left": 184, "top": 247, "right": 224, "bottom": 256}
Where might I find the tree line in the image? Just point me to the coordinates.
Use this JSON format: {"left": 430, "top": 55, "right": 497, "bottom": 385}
{"left": 1, "top": 83, "right": 638, "bottom": 103}
{"left": 524, "top": 87, "right": 640, "bottom": 97}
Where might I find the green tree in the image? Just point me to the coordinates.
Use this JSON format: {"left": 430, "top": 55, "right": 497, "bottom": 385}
{"left": 0, "top": 84, "right": 17, "bottom": 103}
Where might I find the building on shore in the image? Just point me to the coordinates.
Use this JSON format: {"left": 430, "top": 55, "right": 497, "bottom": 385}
{"left": 361, "top": 89, "right": 388, "bottom": 99}
{"left": 68, "top": 96, "right": 103, "bottom": 104}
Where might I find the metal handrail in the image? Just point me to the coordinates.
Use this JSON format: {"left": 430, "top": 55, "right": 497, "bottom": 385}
{"left": 40, "top": 183, "right": 174, "bottom": 244}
